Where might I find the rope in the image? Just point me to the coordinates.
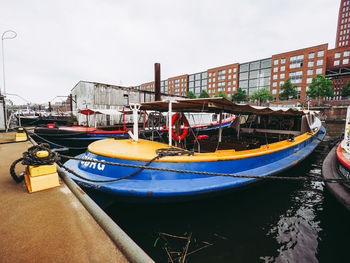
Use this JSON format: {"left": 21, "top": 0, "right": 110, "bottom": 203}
{"left": 27, "top": 131, "right": 88, "bottom": 150}
{"left": 9, "top": 158, "right": 25, "bottom": 183}
{"left": 58, "top": 148, "right": 193, "bottom": 183}
{"left": 58, "top": 153, "right": 350, "bottom": 184}
{"left": 22, "top": 143, "right": 60, "bottom": 165}
{"left": 9, "top": 143, "right": 60, "bottom": 183}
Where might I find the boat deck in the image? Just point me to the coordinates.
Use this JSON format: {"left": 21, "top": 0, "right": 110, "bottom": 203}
{"left": 0, "top": 132, "right": 129, "bottom": 262}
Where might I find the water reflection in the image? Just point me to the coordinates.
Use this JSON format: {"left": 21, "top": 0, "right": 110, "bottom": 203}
{"left": 102, "top": 127, "right": 350, "bottom": 262}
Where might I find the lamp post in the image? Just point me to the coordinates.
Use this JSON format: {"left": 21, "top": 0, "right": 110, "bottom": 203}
{"left": 2, "top": 30, "right": 17, "bottom": 97}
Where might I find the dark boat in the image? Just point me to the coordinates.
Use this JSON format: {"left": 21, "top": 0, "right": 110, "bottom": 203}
{"left": 322, "top": 140, "right": 350, "bottom": 211}
{"left": 32, "top": 108, "right": 235, "bottom": 149}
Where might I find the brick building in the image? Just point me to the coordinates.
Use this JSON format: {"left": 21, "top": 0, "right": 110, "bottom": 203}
{"left": 271, "top": 44, "right": 328, "bottom": 101}
{"left": 136, "top": 0, "right": 350, "bottom": 105}
{"left": 336, "top": 0, "right": 350, "bottom": 48}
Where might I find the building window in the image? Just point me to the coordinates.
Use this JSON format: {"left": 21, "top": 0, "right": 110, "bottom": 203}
{"left": 281, "top": 58, "right": 286, "bottom": 64}
{"left": 123, "top": 94, "right": 129, "bottom": 106}
{"left": 307, "top": 69, "right": 313, "bottom": 75}
{"left": 274, "top": 59, "right": 279, "bottom": 65}
{"left": 228, "top": 68, "right": 232, "bottom": 73}
{"left": 334, "top": 60, "right": 340, "bottom": 66}
{"left": 344, "top": 51, "right": 350, "bottom": 57}
{"left": 308, "top": 52, "right": 315, "bottom": 59}
{"left": 344, "top": 58, "right": 350, "bottom": 64}
{"left": 316, "top": 59, "right": 323, "bottom": 66}
{"left": 273, "top": 74, "right": 278, "bottom": 80}
{"left": 290, "top": 55, "right": 304, "bottom": 68}
{"left": 279, "top": 81, "right": 285, "bottom": 86}
{"left": 273, "top": 82, "right": 277, "bottom": 87}
{"left": 289, "top": 71, "right": 303, "bottom": 84}
{"left": 280, "top": 73, "right": 285, "bottom": 79}
{"left": 308, "top": 61, "right": 314, "bottom": 67}
{"left": 272, "top": 89, "right": 277, "bottom": 95}
{"left": 273, "top": 67, "right": 278, "bottom": 73}
{"left": 234, "top": 68, "right": 237, "bottom": 72}
{"left": 335, "top": 52, "right": 341, "bottom": 58}
{"left": 316, "top": 68, "right": 322, "bottom": 74}
{"left": 280, "top": 66, "right": 285, "bottom": 71}
{"left": 307, "top": 78, "right": 312, "bottom": 84}
{"left": 317, "top": 50, "right": 324, "bottom": 57}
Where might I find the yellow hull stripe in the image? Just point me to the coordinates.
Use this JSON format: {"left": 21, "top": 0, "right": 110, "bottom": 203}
{"left": 88, "top": 126, "right": 321, "bottom": 162}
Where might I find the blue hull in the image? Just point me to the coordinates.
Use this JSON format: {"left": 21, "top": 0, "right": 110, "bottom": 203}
{"left": 64, "top": 126, "right": 326, "bottom": 203}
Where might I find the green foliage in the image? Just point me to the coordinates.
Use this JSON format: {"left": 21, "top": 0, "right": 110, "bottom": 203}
{"left": 199, "top": 90, "right": 210, "bottom": 98}
{"left": 278, "top": 78, "right": 297, "bottom": 101}
{"left": 214, "top": 91, "right": 228, "bottom": 98}
{"left": 231, "top": 88, "right": 247, "bottom": 103}
{"left": 306, "top": 74, "right": 334, "bottom": 105}
{"left": 342, "top": 80, "right": 350, "bottom": 98}
{"left": 186, "top": 91, "right": 196, "bottom": 98}
{"left": 250, "top": 88, "right": 274, "bottom": 105}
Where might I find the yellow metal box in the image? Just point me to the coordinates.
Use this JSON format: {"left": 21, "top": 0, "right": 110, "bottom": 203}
{"left": 15, "top": 132, "right": 27, "bottom": 141}
{"left": 24, "top": 171, "right": 60, "bottom": 193}
{"left": 28, "top": 163, "right": 57, "bottom": 177}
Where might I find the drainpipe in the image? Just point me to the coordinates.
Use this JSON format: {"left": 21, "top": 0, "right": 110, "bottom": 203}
{"left": 154, "top": 63, "right": 161, "bottom": 101}
{"left": 218, "top": 111, "right": 223, "bottom": 143}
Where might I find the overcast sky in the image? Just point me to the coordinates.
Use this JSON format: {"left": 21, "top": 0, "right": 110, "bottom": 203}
{"left": 0, "top": 0, "right": 339, "bottom": 105}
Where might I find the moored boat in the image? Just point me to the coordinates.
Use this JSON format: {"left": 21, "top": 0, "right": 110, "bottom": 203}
{"left": 63, "top": 98, "right": 325, "bottom": 203}
{"left": 322, "top": 107, "right": 350, "bottom": 210}
{"left": 32, "top": 108, "right": 235, "bottom": 149}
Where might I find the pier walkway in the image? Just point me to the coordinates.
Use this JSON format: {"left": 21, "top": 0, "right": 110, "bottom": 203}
{"left": 0, "top": 132, "right": 128, "bottom": 262}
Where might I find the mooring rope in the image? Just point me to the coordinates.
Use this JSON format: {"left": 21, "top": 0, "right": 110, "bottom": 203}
{"left": 10, "top": 142, "right": 350, "bottom": 185}
{"left": 58, "top": 153, "right": 350, "bottom": 184}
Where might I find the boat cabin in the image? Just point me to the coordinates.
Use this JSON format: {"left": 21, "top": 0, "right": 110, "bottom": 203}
{"left": 140, "top": 98, "right": 319, "bottom": 153}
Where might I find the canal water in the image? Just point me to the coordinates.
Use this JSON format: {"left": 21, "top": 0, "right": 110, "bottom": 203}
{"left": 104, "top": 122, "right": 350, "bottom": 263}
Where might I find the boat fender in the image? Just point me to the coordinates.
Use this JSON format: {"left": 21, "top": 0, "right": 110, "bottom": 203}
{"left": 197, "top": 135, "right": 209, "bottom": 140}
{"left": 171, "top": 113, "right": 189, "bottom": 141}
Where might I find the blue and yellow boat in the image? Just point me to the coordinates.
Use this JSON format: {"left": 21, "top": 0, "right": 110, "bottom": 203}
{"left": 64, "top": 98, "right": 325, "bottom": 203}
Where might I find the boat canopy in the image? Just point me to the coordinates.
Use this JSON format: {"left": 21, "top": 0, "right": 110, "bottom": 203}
{"left": 140, "top": 98, "right": 308, "bottom": 116}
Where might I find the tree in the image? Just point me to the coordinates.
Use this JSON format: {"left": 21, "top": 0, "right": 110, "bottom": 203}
{"left": 186, "top": 91, "right": 196, "bottom": 98}
{"left": 278, "top": 78, "right": 297, "bottom": 101}
{"left": 342, "top": 80, "right": 350, "bottom": 98}
{"left": 214, "top": 91, "right": 227, "bottom": 99}
{"left": 306, "top": 74, "right": 334, "bottom": 106}
{"left": 250, "top": 88, "right": 274, "bottom": 106}
{"left": 199, "top": 90, "right": 210, "bottom": 98}
{"left": 231, "top": 88, "right": 247, "bottom": 103}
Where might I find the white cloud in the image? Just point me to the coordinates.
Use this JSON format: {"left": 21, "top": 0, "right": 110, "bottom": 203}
{"left": 0, "top": 0, "right": 339, "bottom": 104}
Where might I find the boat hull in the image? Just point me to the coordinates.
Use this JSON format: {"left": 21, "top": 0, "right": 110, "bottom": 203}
{"left": 322, "top": 142, "right": 350, "bottom": 210}
{"left": 64, "top": 126, "right": 326, "bottom": 203}
{"left": 32, "top": 126, "right": 129, "bottom": 148}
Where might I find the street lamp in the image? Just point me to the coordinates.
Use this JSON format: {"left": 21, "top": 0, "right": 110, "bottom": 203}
{"left": 2, "top": 30, "right": 17, "bottom": 97}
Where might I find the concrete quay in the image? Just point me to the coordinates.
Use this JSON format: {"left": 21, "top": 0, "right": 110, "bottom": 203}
{"left": 0, "top": 131, "right": 129, "bottom": 263}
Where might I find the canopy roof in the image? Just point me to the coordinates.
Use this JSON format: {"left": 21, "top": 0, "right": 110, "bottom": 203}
{"left": 140, "top": 98, "right": 307, "bottom": 116}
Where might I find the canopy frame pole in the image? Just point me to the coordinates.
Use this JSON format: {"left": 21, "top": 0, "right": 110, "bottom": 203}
{"left": 128, "top": 103, "right": 140, "bottom": 141}
{"left": 168, "top": 101, "right": 173, "bottom": 146}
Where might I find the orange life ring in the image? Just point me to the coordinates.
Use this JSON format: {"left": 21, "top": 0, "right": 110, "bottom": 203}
{"left": 171, "top": 113, "right": 189, "bottom": 141}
